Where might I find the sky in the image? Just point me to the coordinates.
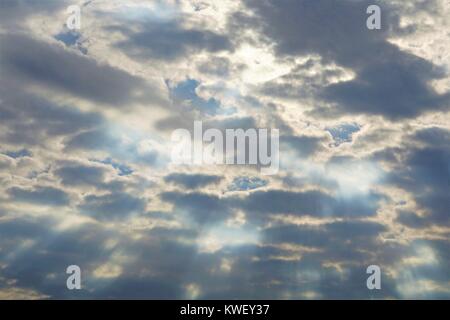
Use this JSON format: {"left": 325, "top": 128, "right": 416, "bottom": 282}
{"left": 0, "top": 0, "right": 449, "bottom": 299}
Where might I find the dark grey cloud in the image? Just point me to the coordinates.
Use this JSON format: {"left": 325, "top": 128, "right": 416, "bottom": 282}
{"left": 162, "top": 186, "right": 383, "bottom": 227}
{"left": 112, "top": 19, "right": 232, "bottom": 61}
{"left": 320, "top": 59, "right": 449, "bottom": 119}
{"left": 413, "top": 126, "right": 450, "bottom": 146}
{"left": 281, "top": 135, "right": 325, "bottom": 157}
{"left": 263, "top": 220, "right": 386, "bottom": 254}
{"left": 239, "top": 0, "right": 450, "bottom": 119}
{"left": 155, "top": 113, "right": 257, "bottom": 134}
{"left": 63, "top": 128, "right": 119, "bottom": 152}
{"left": 0, "top": 216, "right": 55, "bottom": 240}
{"left": 0, "top": 90, "right": 103, "bottom": 145}
{"left": 205, "top": 116, "right": 257, "bottom": 132}
{"left": 0, "top": 33, "right": 164, "bottom": 107}
{"left": 396, "top": 210, "right": 431, "bottom": 229}
{"left": 0, "top": 208, "right": 447, "bottom": 299}
{"left": 7, "top": 186, "right": 70, "bottom": 206}
{"left": 79, "top": 192, "right": 146, "bottom": 220}
{"left": 0, "top": 0, "right": 449, "bottom": 300}
{"left": 55, "top": 163, "right": 106, "bottom": 187}
{"left": 187, "top": 220, "right": 399, "bottom": 299}
{"left": 0, "top": 217, "right": 118, "bottom": 298}
{"left": 161, "top": 191, "right": 230, "bottom": 224}
{"left": 259, "top": 58, "right": 347, "bottom": 100}
{"left": 241, "top": 189, "right": 382, "bottom": 219}
{"left": 0, "top": 0, "right": 68, "bottom": 29}
{"left": 385, "top": 127, "right": 450, "bottom": 226}
{"left": 164, "top": 173, "right": 222, "bottom": 189}
{"left": 263, "top": 224, "right": 328, "bottom": 248}
{"left": 0, "top": 216, "right": 212, "bottom": 299}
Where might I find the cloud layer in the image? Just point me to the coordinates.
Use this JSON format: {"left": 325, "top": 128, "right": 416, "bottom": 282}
{"left": 0, "top": 0, "right": 449, "bottom": 299}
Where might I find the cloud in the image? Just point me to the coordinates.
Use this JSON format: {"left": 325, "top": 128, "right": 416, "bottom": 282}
{"left": 263, "top": 220, "right": 386, "bottom": 249}
{"left": 112, "top": 18, "right": 232, "bottom": 61}
{"left": 239, "top": 0, "right": 450, "bottom": 119}
{"left": 79, "top": 192, "right": 146, "bottom": 220}
{"left": 0, "top": 0, "right": 449, "bottom": 299}
{"left": 63, "top": 128, "right": 119, "bottom": 152}
{"left": 386, "top": 127, "right": 450, "bottom": 226}
{"left": 240, "top": 189, "right": 382, "bottom": 218}
{"left": 55, "top": 163, "right": 107, "bottom": 187}
{"left": 396, "top": 210, "right": 431, "bottom": 229}
{"left": 0, "top": 0, "right": 68, "bottom": 30}
{"left": 161, "top": 191, "right": 230, "bottom": 224}
{"left": 0, "top": 33, "right": 166, "bottom": 107}
{"left": 281, "top": 135, "right": 326, "bottom": 157}
{"left": 164, "top": 173, "right": 222, "bottom": 189}
{"left": 0, "top": 90, "right": 103, "bottom": 146}
{"left": 7, "top": 186, "right": 70, "bottom": 206}
{"left": 320, "top": 59, "right": 450, "bottom": 119}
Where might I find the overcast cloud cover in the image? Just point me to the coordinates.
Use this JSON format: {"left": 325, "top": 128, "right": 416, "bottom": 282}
{"left": 0, "top": 0, "right": 449, "bottom": 299}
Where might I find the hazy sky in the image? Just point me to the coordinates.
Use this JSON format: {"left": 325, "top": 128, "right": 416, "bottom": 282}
{"left": 0, "top": 0, "right": 449, "bottom": 299}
